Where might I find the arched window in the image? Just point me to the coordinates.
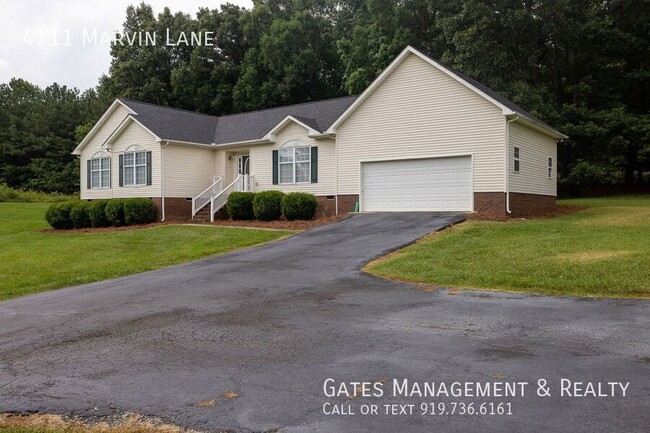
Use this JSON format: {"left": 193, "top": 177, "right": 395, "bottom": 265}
{"left": 122, "top": 145, "right": 148, "bottom": 187}
{"left": 89, "top": 151, "right": 110, "bottom": 189}
{"left": 278, "top": 141, "right": 311, "bottom": 184}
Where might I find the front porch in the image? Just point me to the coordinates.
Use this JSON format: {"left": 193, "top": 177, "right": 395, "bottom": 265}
{"left": 191, "top": 150, "right": 253, "bottom": 222}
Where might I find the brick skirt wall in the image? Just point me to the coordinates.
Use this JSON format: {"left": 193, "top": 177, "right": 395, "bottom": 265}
{"left": 473, "top": 192, "right": 556, "bottom": 218}
{"left": 94, "top": 192, "right": 553, "bottom": 221}
{"left": 316, "top": 195, "right": 359, "bottom": 217}
{"left": 152, "top": 197, "right": 192, "bottom": 221}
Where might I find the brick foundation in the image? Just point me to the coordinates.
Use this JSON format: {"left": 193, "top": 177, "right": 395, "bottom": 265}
{"left": 97, "top": 192, "right": 554, "bottom": 222}
{"left": 152, "top": 197, "right": 193, "bottom": 221}
{"left": 473, "top": 192, "right": 556, "bottom": 218}
{"left": 315, "top": 194, "right": 359, "bottom": 217}
{"left": 473, "top": 192, "right": 507, "bottom": 219}
{"left": 509, "top": 192, "right": 556, "bottom": 217}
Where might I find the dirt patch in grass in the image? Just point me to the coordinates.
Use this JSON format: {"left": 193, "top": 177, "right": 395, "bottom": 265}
{"left": 210, "top": 214, "right": 349, "bottom": 230}
{"left": 554, "top": 250, "right": 634, "bottom": 263}
{"left": 0, "top": 412, "right": 198, "bottom": 433}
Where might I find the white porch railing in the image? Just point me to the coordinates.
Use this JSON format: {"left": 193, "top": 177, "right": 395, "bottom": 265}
{"left": 207, "top": 174, "right": 254, "bottom": 222}
{"left": 192, "top": 176, "right": 223, "bottom": 218}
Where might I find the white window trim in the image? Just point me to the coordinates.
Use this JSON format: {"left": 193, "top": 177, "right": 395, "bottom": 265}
{"left": 279, "top": 146, "right": 311, "bottom": 184}
{"left": 548, "top": 157, "right": 553, "bottom": 179}
{"left": 123, "top": 149, "right": 147, "bottom": 187}
{"left": 90, "top": 154, "right": 111, "bottom": 189}
{"left": 513, "top": 146, "right": 520, "bottom": 173}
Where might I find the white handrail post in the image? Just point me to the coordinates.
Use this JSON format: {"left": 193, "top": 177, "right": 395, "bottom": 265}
{"left": 210, "top": 196, "right": 215, "bottom": 223}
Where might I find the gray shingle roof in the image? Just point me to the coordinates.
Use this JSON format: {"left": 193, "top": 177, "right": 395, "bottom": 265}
{"left": 118, "top": 98, "right": 218, "bottom": 144}
{"left": 119, "top": 96, "right": 357, "bottom": 146}
{"left": 211, "top": 96, "right": 356, "bottom": 144}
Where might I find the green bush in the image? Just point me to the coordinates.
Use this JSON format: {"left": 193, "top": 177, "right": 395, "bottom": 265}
{"left": 281, "top": 192, "right": 318, "bottom": 220}
{"left": 45, "top": 201, "right": 75, "bottom": 229}
{"left": 105, "top": 199, "right": 126, "bottom": 226}
{"left": 566, "top": 161, "right": 619, "bottom": 185}
{"left": 227, "top": 192, "right": 256, "bottom": 220}
{"left": 89, "top": 200, "right": 110, "bottom": 227}
{"left": 253, "top": 190, "right": 285, "bottom": 221}
{"left": 69, "top": 201, "right": 92, "bottom": 228}
{"left": 123, "top": 198, "right": 156, "bottom": 225}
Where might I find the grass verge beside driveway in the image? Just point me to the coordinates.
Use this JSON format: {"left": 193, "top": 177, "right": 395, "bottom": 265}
{"left": 0, "top": 203, "right": 293, "bottom": 300}
{"left": 366, "top": 196, "right": 650, "bottom": 298}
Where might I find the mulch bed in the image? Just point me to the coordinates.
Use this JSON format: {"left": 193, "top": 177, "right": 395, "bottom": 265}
{"left": 40, "top": 215, "right": 350, "bottom": 233}
{"left": 40, "top": 223, "right": 165, "bottom": 234}
{"left": 208, "top": 214, "right": 349, "bottom": 230}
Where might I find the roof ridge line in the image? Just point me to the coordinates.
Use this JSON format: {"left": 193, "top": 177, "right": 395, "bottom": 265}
{"left": 118, "top": 98, "right": 219, "bottom": 119}
{"left": 216, "top": 95, "right": 357, "bottom": 119}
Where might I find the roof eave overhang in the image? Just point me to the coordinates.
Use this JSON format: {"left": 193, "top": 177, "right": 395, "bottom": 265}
{"left": 506, "top": 112, "right": 568, "bottom": 140}
{"left": 213, "top": 138, "right": 273, "bottom": 148}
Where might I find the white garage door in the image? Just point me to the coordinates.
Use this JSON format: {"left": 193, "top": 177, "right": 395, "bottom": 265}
{"left": 361, "top": 156, "right": 472, "bottom": 212}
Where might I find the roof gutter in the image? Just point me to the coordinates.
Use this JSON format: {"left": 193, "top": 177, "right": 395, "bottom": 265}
{"left": 505, "top": 115, "right": 519, "bottom": 214}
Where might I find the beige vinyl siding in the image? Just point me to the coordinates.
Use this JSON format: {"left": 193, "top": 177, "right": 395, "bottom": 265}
{"left": 250, "top": 121, "right": 336, "bottom": 195}
{"left": 79, "top": 104, "right": 131, "bottom": 199}
{"left": 163, "top": 143, "right": 216, "bottom": 197}
{"left": 110, "top": 121, "right": 161, "bottom": 198}
{"left": 336, "top": 53, "right": 506, "bottom": 196}
{"left": 509, "top": 122, "right": 557, "bottom": 196}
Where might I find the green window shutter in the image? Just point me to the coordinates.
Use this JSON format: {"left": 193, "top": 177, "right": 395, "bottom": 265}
{"left": 310, "top": 146, "right": 318, "bottom": 183}
{"left": 118, "top": 154, "right": 124, "bottom": 187}
{"left": 108, "top": 158, "right": 112, "bottom": 188}
{"left": 272, "top": 149, "right": 279, "bottom": 185}
{"left": 87, "top": 160, "right": 91, "bottom": 189}
{"left": 146, "top": 151, "right": 152, "bottom": 186}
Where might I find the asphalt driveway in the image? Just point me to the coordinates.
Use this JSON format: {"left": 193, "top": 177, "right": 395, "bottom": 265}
{"left": 0, "top": 213, "right": 648, "bottom": 433}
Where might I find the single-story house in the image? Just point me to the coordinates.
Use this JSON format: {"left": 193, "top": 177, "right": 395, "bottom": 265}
{"left": 74, "top": 46, "right": 567, "bottom": 221}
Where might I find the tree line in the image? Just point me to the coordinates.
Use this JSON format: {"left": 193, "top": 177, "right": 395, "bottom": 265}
{"left": 1, "top": 0, "right": 648, "bottom": 194}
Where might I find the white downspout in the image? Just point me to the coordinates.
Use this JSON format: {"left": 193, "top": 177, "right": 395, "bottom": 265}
{"left": 161, "top": 141, "right": 168, "bottom": 221}
{"left": 505, "top": 115, "right": 519, "bottom": 214}
{"left": 335, "top": 133, "right": 339, "bottom": 215}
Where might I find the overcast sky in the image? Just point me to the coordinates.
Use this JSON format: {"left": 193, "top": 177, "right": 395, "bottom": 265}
{"left": 0, "top": 0, "right": 253, "bottom": 91}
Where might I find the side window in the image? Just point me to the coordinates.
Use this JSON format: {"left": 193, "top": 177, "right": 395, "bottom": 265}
{"left": 548, "top": 157, "right": 553, "bottom": 178}
{"left": 513, "top": 146, "right": 520, "bottom": 173}
{"left": 88, "top": 154, "right": 110, "bottom": 189}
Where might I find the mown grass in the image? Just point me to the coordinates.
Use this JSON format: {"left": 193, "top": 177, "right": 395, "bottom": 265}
{"left": 0, "top": 184, "right": 77, "bottom": 203}
{"left": 367, "top": 196, "right": 650, "bottom": 298}
{"left": 0, "top": 203, "right": 293, "bottom": 300}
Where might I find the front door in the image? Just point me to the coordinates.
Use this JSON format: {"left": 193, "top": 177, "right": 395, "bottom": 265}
{"left": 238, "top": 155, "right": 250, "bottom": 175}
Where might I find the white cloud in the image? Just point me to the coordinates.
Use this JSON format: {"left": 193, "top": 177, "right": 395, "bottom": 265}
{"left": 0, "top": 0, "right": 253, "bottom": 91}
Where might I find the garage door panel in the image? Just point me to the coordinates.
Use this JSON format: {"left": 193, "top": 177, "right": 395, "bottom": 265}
{"left": 362, "top": 156, "right": 472, "bottom": 212}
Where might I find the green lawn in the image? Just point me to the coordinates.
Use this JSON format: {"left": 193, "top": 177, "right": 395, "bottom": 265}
{"left": 367, "top": 196, "right": 650, "bottom": 298}
{"left": 0, "top": 203, "right": 293, "bottom": 300}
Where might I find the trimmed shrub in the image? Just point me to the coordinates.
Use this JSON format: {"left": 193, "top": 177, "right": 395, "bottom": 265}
{"left": 282, "top": 192, "right": 317, "bottom": 221}
{"left": 69, "top": 201, "right": 92, "bottom": 228}
{"left": 105, "top": 199, "right": 126, "bottom": 226}
{"left": 45, "top": 201, "right": 75, "bottom": 229}
{"left": 123, "top": 198, "right": 156, "bottom": 225}
{"left": 253, "top": 190, "right": 285, "bottom": 221}
{"left": 227, "top": 192, "right": 256, "bottom": 220}
{"left": 89, "top": 200, "right": 110, "bottom": 228}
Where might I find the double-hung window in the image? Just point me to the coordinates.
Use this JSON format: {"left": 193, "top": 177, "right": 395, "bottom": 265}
{"left": 513, "top": 146, "right": 520, "bottom": 172}
{"left": 90, "top": 155, "right": 110, "bottom": 189}
{"left": 279, "top": 146, "right": 311, "bottom": 184}
{"left": 548, "top": 157, "right": 553, "bottom": 178}
{"left": 123, "top": 150, "right": 147, "bottom": 186}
